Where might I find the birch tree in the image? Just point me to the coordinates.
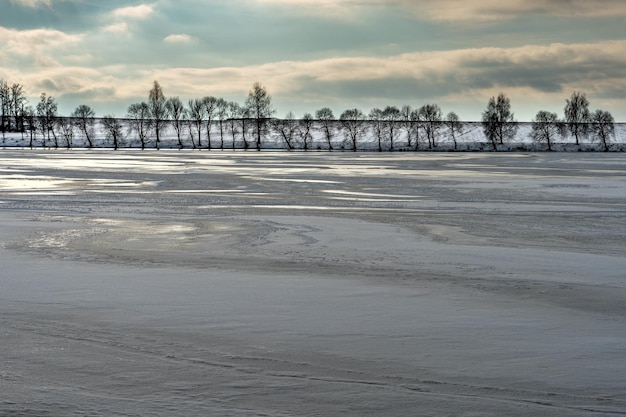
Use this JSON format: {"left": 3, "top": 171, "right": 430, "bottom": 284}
{"left": 148, "top": 80, "right": 166, "bottom": 149}
{"left": 530, "top": 110, "right": 564, "bottom": 151}
{"left": 564, "top": 91, "right": 590, "bottom": 146}
{"left": 481, "top": 93, "right": 517, "bottom": 151}
{"left": 127, "top": 102, "right": 152, "bottom": 149}
{"left": 315, "top": 107, "right": 335, "bottom": 150}
{"left": 245, "top": 82, "right": 274, "bottom": 151}
{"left": 166, "top": 97, "right": 186, "bottom": 149}
{"left": 71, "top": 104, "right": 96, "bottom": 148}
{"left": 340, "top": 108, "right": 365, "bottom": 151}
{"left": 591, "top": 109, "right": 615, "bottom": 152}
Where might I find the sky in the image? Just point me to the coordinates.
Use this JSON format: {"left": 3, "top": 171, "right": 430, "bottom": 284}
{"left": 1, "top": 0, "right": 625, "bottom": 121}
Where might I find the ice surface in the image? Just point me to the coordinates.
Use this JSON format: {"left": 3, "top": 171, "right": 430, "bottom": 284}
{"left": 1, "top": 150, "right": 625, "bottom": 416}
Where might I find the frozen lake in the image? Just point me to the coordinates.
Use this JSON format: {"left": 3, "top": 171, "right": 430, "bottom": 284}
{"left": 1, "top": 150, "right": 625, "bottom": 416}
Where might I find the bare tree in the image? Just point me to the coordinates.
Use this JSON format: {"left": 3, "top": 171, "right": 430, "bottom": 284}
{"left": 226, "top": 101, "right": 241, "bottom": 149}
{"left": 148, "top": 80, "right": 166, "bottom": 149}
{"left": 315, "top": 107, "right": 335, "bottom": 150}
{"left": 530, "top": 111, "right": 564, "bottom": 151}
{"left": 369, "top": 107, "right": 385, "bottom": 152}
{"left": 71, "top": 104, "right": 96, "bottom": 148}
{"left": 36, "top": 93, "right": 58, "bottom": 148}
{"left": 564, "top": 91, "right": 590, "bottom": 146}
{"left": 240, "top": 104, "right": 252, "bottom": 150}
{"left": 367, "top": 107, "right": 385, "bottom": 152}
{"left": 273, "top": 111, "right": 298, "bottom": 150}
{"left": 11, "top": 83, "right": 27, "bottom": 135}
{"left": 409, "top": 108, "right": 422, "bottom": 150}
{"left": 166, "top": 97, "right": 186, "bottom": 149}
{"left": 127, "top": 102, "right": 152, "bottom": 149}
{"left": 202, "top": 96, "right": 219, "bottom": 150}
{"left": 382, "top": 105, "right": 401, "bottom": 150}
{"left": 340, "top": 108, "right": 365, "bottom": 151}
{"left": 58, "top": 117, "right": 74, "bottom": 149}
{"left": 245, "top": 82, "right": 274, "bottom": 151}
{"left": 0, "top": 79, "right": 9, "bottom": 137}
{"left": 299, "top": 112, "right": 314, "bottom": 151}
{"left": 187, "top": 98, "right": 205, "bottom": 149}
{"left": 216, "top": 98, "right": 228, "bottom": 150}
{"left": 481, "top": 93, "right": 517, "bottom": 151}
{"left": 102, "top": 115, "right": 124, "bottom": 150}
{"left": 591, "top": 109, "right": 615, "bottom": 152}
{"left": 417, "top": 104, "right": 442, "bottom": 149}
{"left": 23, "top": 106, "right": 36, "bottom": 148}
{"left": 399, "top": 105, "right": 415, "bottom": 148}
{"left": 444, "top": 111, "right": 463, "bottom": 150}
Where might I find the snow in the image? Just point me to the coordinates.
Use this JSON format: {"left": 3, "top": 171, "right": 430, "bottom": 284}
{"left": 1, "top": 150, "right": 625, "bottom": 416}
{"left": 1, "top": 120, "right": 625, "bottom": 151}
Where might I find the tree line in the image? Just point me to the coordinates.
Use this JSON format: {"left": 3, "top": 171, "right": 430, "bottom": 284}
{"left": 483, "top": 91, "right": 616, "bottom": 152}
{"left": 0, "top": 78, "right": 618, "bottom": 151}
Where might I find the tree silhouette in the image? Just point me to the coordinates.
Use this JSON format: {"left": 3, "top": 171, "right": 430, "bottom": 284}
{"left": 0, "top": 79, "right": 8, "bottom": 135}
{"left": 11, "top": 83, "right": 27, "bottom": 134}
{"left": 216, "top": 98, "right": 228, "bottom": 150}
{"left": 340, "top": 108, "right": 365, "bottom": 151}
{"left": 369, "top": 107, "right": 385, "bottom": 152}
{"left": 148, "top": 80, "right": 166, "bottom": 149}
{"left": 71, "top": 104, "right": 96, "bottom": 148}
{"left": 382, "top": 106, "right": 401, "bottom": 151}
{"left": 531, "top": 111, "right": 564, "bottom": 151}
{"left": 591, "top": 109, "right": 615, "bottom": 152}
{"left": 273, "top": 111, "right": 298, "bottom": 150}
{"left": 418, "top": 104, "right": 442, "bottom": 149}
{"left": 202, "top": 96, "right": 218, "bottom": 150}
{"left": 226, "top": 101, "right": 241, "bottom": 149}
{"left": 36, "top": 93, "right": 58, "bottom": 148}
{"left": 564, "top": 91, "right": 590, "bottom": 146}
{"left": 103, "top": 115, "right": 124, "bottom": 150}
{"left": 187, "top": 98, "right": 205, "bottom": 149}
{"left": 299, "top": 112, "right": 314, "bottom": 151}
{"left": 444, "top": 111, "right": 462, "bottom": 150}
{"left": 315, "top": 107, "right": 335, "bottom": 150}
{"left": 399, "top": 105, "right": 413, "bottom": 148}
{"left": 245, "top": 82, "right": 274, "bottom": 151}
{"left": 166, "top": 97, "right": 186, "bottom": 149}
{"left": 127, "top": 102, "right": 152, "bottom": 150}
{"left": 482, "top": 93, "right": 517, "bottom": 151}
{"left": 58, "top": 117, "right": 74, "bottom": 149}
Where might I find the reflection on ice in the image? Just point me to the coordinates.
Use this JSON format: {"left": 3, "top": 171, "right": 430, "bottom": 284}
{"left": 321, "top": 189, "right": 421, "bottom": 199}
{"left": 0, "top": 176, "right": 68, "bottom": 190}
{"left": 0, "top": 174, "right": 160, "bottom": 194}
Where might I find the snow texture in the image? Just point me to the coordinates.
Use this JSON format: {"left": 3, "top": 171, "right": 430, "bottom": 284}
{"left": 1, "top": 150, "right": 625, "bottom": 416}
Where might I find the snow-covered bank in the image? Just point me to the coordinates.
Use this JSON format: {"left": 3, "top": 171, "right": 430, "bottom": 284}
{"left": 1, "top": 120, "right": 625, "bottom": 151}
{"left": 1, "top": 151, "right": 625, "bottom": 416}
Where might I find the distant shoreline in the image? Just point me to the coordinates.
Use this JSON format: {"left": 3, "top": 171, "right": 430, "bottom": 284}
{"left": 2, "top": 120, "right": 624, "bottom": 152}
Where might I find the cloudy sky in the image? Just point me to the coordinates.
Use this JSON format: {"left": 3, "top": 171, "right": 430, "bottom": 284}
{"left": 1, "top": 0, "right": 625, "bottom": 120}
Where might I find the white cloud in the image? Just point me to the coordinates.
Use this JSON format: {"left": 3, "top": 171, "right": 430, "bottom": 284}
{"left": 254, "top": 0, "right": 626, "bottom": 21}
{"left": 103, "top": 22, "right": 130, "bottom": 35}
{"left": 2, "top": 39, "right": 625, "bottom": 119}
{"left": 140, "top": 40, "right": 626, "bottom": 118}
{"left": 9, "top": 0, "right": 51, "bottom": 7}
{"left": 0, "top": 27, "right": 84, "bottom": 67}
{"left": 163, "top": 34, "right": 194, "bottom": 44}
{"left": 255, "top": 0, "right": 354, "bottom": 17}
{"left": 111, "top": 4, "right": 155, "bottom": 20}
{"left": 104, "top": 4, "right": 154, "bottom": 36}
{"left": 416, "top": 0, "right": 626, "bottom": 21}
